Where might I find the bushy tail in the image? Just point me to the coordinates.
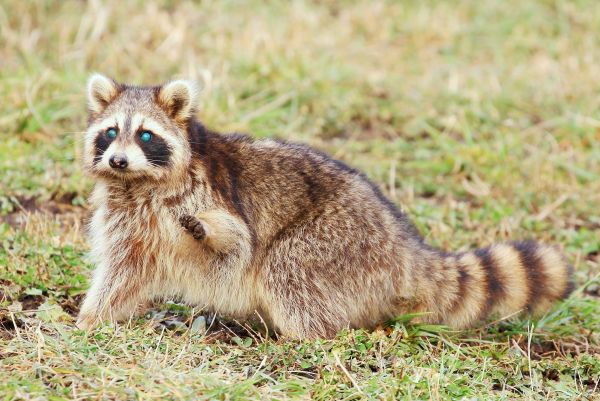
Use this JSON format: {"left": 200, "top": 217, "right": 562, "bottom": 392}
{"left": 422, "top": 241, "right": 574, "bottom": 328}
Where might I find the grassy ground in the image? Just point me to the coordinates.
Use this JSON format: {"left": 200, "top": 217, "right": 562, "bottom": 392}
{"left": 1, "top": 0, "right": 599, "bottom": 399}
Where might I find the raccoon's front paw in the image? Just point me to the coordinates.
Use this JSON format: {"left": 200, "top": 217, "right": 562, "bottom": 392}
{"left": 179, "top": 214, "right": 206, "bottom": 240}
{"left": 76, "top": 312, "right": 99, "bottom": 330}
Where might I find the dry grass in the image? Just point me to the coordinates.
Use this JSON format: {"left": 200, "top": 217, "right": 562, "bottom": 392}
{"left": 1, "top": 0, "right": 599, "bottom": 399}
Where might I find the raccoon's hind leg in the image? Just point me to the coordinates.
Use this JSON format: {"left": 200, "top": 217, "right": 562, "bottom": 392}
{"left": 257, "top": 204, "right": 408, "bottom": 339}
{"left": 259, "top": 234, "right": 353, "bottom": 339}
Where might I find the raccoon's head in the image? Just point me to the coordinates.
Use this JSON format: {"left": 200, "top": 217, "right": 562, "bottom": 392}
{"left": 83, "top": 74, "right": 198, "bottom": 183}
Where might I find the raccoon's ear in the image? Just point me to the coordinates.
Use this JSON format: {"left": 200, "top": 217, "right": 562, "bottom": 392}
{"left": 87, "top": 74, "right": 121, "bottom": 114}
{"left": 157, "top": 80, "right": 199, "bottom": 122}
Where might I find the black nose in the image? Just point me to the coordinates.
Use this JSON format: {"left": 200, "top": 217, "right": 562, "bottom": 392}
{"left": 109, "top": 154, "right": 128, "bottom": 169}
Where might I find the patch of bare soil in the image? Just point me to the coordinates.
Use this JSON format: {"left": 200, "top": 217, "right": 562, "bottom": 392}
{"left": 59, "top": 294, "right": 84, "bottom": 317}
{"left": 17, "top": 294, "right": 45, "bottom": 310}
{"left": 0, "top": 322, "right": 16, "bottom": 340}
{"left": 0, "top": 309, "right": 19, "bottom": 340}
{"left": 146, "top": 305, "right": 274, "bottom": 345}
{"left": 0, "top": 195, "right": 86, "bottom": 227}
{"left": 514, "top": 336, "right": 600, "bottom": 360}
{"left": 584, "top": 283, "right": 600, "bottom": 298}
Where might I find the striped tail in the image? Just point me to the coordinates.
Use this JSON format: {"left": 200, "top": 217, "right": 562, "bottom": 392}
{"left": 422, "top": 241, "right": 575, "bottom": 328}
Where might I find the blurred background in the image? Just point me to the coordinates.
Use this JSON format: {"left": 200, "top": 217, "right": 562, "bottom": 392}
{"left": 1, "top": 0, "right": 599, "bottom": 259}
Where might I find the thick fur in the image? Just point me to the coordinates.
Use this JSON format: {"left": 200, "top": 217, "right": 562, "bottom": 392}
{"left": 77, "top": 75, "right": 575, "bottom": 338}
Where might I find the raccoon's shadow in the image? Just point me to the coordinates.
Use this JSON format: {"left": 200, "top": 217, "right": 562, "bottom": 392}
{"left": 145, "top": 301, "right": 277, "bottom": 344}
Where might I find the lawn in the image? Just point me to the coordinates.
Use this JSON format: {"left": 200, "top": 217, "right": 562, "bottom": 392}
{"left": 1, "top": 0, "right": 599, "bottom": 399}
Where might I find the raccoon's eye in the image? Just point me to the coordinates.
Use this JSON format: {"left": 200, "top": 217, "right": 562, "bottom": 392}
{"left": 140, "top": 130, "right": 153, "bottom": 143}
{"left": 106, "top": 128, "right": 118, "bottom": 139}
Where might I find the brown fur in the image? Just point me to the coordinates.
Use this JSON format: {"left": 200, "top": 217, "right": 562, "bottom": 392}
{"left": 76, "top": 75, "right": 575, "bottom": 338}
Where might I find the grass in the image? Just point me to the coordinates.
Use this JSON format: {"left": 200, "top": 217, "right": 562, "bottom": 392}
{"left": 1, "top": 0, "right": 599, "bottom": 399}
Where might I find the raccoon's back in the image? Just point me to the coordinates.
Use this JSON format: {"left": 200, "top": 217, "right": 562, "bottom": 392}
{"left": 217, "top": 135, "right": 422, "bottom": 246}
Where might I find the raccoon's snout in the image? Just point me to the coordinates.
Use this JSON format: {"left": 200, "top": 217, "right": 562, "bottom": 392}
{"left": 109, "top": 153, "right": 128, "bottom": 169}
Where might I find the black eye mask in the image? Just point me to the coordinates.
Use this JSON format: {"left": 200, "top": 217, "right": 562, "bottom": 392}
{"left": 134, "top": 131, "right": 172, "bottom": 167}
{"left": 94, "top": 130, "right": 115, "bottom": 165}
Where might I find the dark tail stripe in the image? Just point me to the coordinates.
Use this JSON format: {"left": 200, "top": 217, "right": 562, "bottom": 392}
{"left": 474, "top": 247, "right": 506, "bottom": 318}
{"left": 561, "top": 262, "right": 575, "bottom": 299}
{"left": 448, "top": 255, "right": 470, "bottom": 315}
{"left": 512, "top": 241, "right": 546, "bottom": 312}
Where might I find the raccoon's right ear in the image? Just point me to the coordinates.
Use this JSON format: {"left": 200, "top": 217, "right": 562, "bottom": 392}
{"left": 87, "top": 74, "right": 121, "bottom": 114}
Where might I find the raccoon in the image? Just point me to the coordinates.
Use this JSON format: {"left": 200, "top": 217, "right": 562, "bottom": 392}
{"left": 76, "top": 74, "right": 574, "bottom": 338}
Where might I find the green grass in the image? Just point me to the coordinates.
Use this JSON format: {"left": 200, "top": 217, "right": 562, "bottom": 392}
{"left": 1, "top": 0, "right": 599, "bottom": 399}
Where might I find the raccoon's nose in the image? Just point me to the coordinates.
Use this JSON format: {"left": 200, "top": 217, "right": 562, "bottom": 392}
{"left": 109, "top": 154, "right": 128, "bottom": 169}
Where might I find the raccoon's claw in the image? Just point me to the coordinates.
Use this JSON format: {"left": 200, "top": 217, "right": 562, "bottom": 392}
{"left": 179, "top": 214, "right": 206, "bottom": 240}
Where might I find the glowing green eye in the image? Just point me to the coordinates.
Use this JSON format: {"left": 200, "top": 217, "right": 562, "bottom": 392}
{"left": 106, "top": 128, "right": 118, "bottom": 139}
{"left": 140, "top": 131, "right": 152, "bottom": 143}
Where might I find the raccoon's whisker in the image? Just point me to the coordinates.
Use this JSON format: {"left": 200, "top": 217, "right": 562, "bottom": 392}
{"left": 46, "top": 155, "right": 78, "bottom": 160}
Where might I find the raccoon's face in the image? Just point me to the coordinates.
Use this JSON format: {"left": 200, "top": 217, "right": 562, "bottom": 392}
{"left": 83, "top": 74, "right": 198, "bottom": 183}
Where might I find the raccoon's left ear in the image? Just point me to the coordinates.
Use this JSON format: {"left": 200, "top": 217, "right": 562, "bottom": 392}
{"left": 157, "top": 80, "right": 199, "bottom": 122}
